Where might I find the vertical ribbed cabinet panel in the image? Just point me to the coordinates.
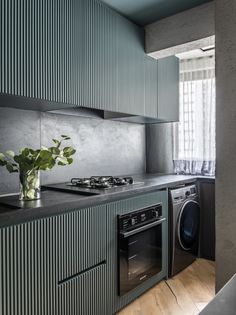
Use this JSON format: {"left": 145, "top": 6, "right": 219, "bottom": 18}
{"left": 144, "top": 56, "right": 158, "bottom": 118}
{"left": 58, "top": 205, "right": 107, "bottom": 282}
{"left": 0, "top": 0, "right": 81, "bottom": 104}
{"left": 0, "top": 193, "right": 168, "bottom": 315}
{"left": 105, "top": 190, "right": 168, "bottom": 314}
{"left": 116, "top": 15, "right": 145, "bottom": 116}
{"left": 0, "top": 0, "right": 150, "bottom": 116}
{"left": 82, "top": 0, "right": 117, "bottom": 111}
{"left": 0, "top": 217, "right": 58, "bottom": 315}
{"left": 58, "top": 263, "right": 107, "bottom": 315}
{"left": 157, "top": 56, "right": 180, "bottom": 122}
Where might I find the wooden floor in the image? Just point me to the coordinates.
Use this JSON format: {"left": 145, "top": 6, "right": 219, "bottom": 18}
{"left": 117, "top": 259, "right": 215, "bottom": 315}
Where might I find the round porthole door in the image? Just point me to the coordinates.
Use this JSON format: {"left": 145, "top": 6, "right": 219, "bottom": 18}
{"left": 177, "top": 200, "right": 200, "bottom": 251}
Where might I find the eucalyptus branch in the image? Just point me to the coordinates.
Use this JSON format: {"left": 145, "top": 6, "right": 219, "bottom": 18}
{"left": 0, "top": 135, "right": 76, "bottom": 175}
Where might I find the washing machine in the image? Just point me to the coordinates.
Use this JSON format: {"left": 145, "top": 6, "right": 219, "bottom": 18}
{"left": 169, "top": 184, "right": 200, "bottom": 277}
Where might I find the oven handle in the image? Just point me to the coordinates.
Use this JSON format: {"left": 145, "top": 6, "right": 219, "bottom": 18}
{"left": 120, "top": 217, "right": 166, "bottom": 238}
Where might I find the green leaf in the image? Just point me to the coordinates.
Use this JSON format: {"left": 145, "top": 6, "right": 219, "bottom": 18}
{"left": 57, "top": 156, "right": 68, "bottom": 165}
{"left": 61, "top": 135, "right": 71, "bottom": 140}
{"left": 29, "top": 149, "right": 36, "bottom": 154}
{"left": 0, "top": 153, "right": 5, "bottom": 161}
{"left": 6, "top": 163, "right": 18, "bottom": 173}
{"left": 39, "top": 159, "right": 56, "bottom": 170}
{"left": 0, "top": 160, "right": 6, "bottom": 166}
{"left": 6, "top": 150, "right": 15, "bottom": 158}
{"left": 0, "top": 136, "right": 76, "bottom": 174}
{"left": 66, "top": 157, "right": 73, "bottom": 165}
{"left": 48, "top": 147, "right": 60, "bottom": 155}
{"left": 63, "top": 147, "right": 76, "bottom": 157}
{"left": 39, "top": 150, "right": 52, "bottom": 160}
{"left": 13, "top": 155, "right": 20, "bottom": 163}
{"left": 21, "top": 148, "right": 30, "bottom": 157}
{"left": 52, "top": 139, "right": 60, "bottom": 145}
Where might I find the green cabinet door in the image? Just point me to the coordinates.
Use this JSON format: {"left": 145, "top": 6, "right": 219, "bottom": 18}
{"left": 0, "top": 0, "right": 147, "bottom": 116}
{"left": 81, "top": 0, "right": 117, "bottom": 111}
{"left": 0, "top": 205, "right": 109, "bottom": 315}
{"left": 0, "top": 0, "right": 82, "bottom": 105}
{"left": 157, "top": 56, "right": 179, "bottom": 122}
{"left": 58, "top": 262, "right": 108, "bottom": 315}
{"left": 116, "top": 15, "right": 145, "bottom": 116}
{"left": 58, "top": 205, "right": 107, "bottom": 282}
{"left": 0, "top": 217, "right": 58, "bottom": 315}
{"left": 144, "top": 56, "right": 158, "bottom": 118}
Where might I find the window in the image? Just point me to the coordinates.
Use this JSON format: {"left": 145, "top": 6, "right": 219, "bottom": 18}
{"left": 173, "top": 56, "right": 215, "bottom": 175}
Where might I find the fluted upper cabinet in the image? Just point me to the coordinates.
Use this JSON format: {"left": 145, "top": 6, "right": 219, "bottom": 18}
{"left": 0, "top": 0, "right": 179, "bottom": 120}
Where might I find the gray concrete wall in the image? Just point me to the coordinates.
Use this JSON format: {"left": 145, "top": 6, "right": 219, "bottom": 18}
{"left": 146, "top": 123, "right": 174, "bottom": 174}
{"left": 0, "top": 108, "right": 41, "bottom": 194}
{"left": 215, "top": 0, "right": 236, "bottom": 291}
{"left": 145, "top": 2, "right": 215, "bottom": 59}
{"left": 0, "top": 108, "right": 146, "bottom": 195}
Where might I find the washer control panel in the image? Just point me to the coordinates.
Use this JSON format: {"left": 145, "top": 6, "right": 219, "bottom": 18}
{"left": 171, "top": 184, "right": 198, "bottom": 203}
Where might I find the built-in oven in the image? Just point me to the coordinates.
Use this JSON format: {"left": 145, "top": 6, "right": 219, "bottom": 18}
{"left": 118, "top": 204, "right": 166, "bottom": 296}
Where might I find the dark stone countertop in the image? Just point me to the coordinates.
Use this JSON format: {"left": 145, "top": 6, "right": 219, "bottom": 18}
{"left": 200, "top": 274, "right": 236, "bottom": 315}
{"left": 0, "top": 173, "right": 215, "bottom": 228}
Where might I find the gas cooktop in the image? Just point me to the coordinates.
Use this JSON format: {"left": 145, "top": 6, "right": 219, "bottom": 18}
{"left": 43, "top": 176, "right": 144, "bottom": 195}
{"left": 70, "top": 176, "right": 134, "bottom": 189}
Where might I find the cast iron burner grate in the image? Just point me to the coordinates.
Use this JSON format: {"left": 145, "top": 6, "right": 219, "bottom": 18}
{"left": 70, "top": 176, "right": 134, "bottom": 189}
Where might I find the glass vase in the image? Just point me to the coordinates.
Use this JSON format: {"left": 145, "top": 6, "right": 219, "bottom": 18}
{"left": 19, "top": 170, "right": 41, "bottom": 201}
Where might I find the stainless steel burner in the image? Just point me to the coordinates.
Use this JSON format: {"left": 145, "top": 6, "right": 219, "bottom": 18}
{"left": 70, "top": 176, "right": 134, "bottom": 189}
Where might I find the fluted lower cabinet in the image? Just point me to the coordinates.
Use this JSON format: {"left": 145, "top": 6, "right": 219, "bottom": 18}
{"left": 0, "top": 191, "right": 168, "bottom": 315}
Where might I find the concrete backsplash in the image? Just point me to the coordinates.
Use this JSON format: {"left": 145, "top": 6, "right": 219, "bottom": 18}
{"left": 0, "top": 108, "right": 146, "bottom": 194}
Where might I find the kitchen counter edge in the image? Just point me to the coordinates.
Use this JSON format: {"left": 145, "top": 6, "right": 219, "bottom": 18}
{"left": 0, "top": 174, "right": 215, "bottom": 228}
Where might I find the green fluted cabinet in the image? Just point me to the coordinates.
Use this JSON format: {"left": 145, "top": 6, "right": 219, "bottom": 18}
{"left": 0, "top": 0, "right": 149, "bottom": 116}
{"left": 0, "top": 0, "right": 179, "bottom": 120}
{"left": 144, "top": 55, "right": 158, "bottom": 118}
{"left": 116, "top": 14, "right": 145, "bottom": 116}
{"left": 157, "top": 56, "right": 180, "bottom": 122}
{"left": 82, "top": 0, "right": 117, "bottom": 111}
{"left": 0, "top": 190, "right": 168, "bottom": 315}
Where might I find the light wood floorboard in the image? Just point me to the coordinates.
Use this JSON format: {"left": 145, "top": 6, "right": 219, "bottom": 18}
{"left": 117, "top": 259, "right": 215, "bottom": 315}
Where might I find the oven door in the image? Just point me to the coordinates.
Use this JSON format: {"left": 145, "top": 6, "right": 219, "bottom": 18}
{"left": 118, "top": 218, "right": 166, "bottom": 296}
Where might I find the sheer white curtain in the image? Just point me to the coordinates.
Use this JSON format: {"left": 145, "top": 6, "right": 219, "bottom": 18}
{"left": 173, "top": 56, "right": 215, "bottom": 175}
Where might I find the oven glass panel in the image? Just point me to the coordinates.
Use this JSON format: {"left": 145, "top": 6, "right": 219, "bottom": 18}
{"left": 119, "top": 224, "right": 162, "bottom": 295}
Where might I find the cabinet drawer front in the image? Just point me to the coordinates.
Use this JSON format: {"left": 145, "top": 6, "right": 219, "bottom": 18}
{"left": 58, "top": 205, "right": 107, "bottom": 282}
{"left": 0, "top": 218, "right": 58, "bottom": 315}
{"left": 58, "top": 262, "right": 107, "bottom": 315}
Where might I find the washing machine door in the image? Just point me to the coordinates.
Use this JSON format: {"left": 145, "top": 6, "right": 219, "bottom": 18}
{"left": 177, "top": 200, "right": 200, "bottom": 251}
